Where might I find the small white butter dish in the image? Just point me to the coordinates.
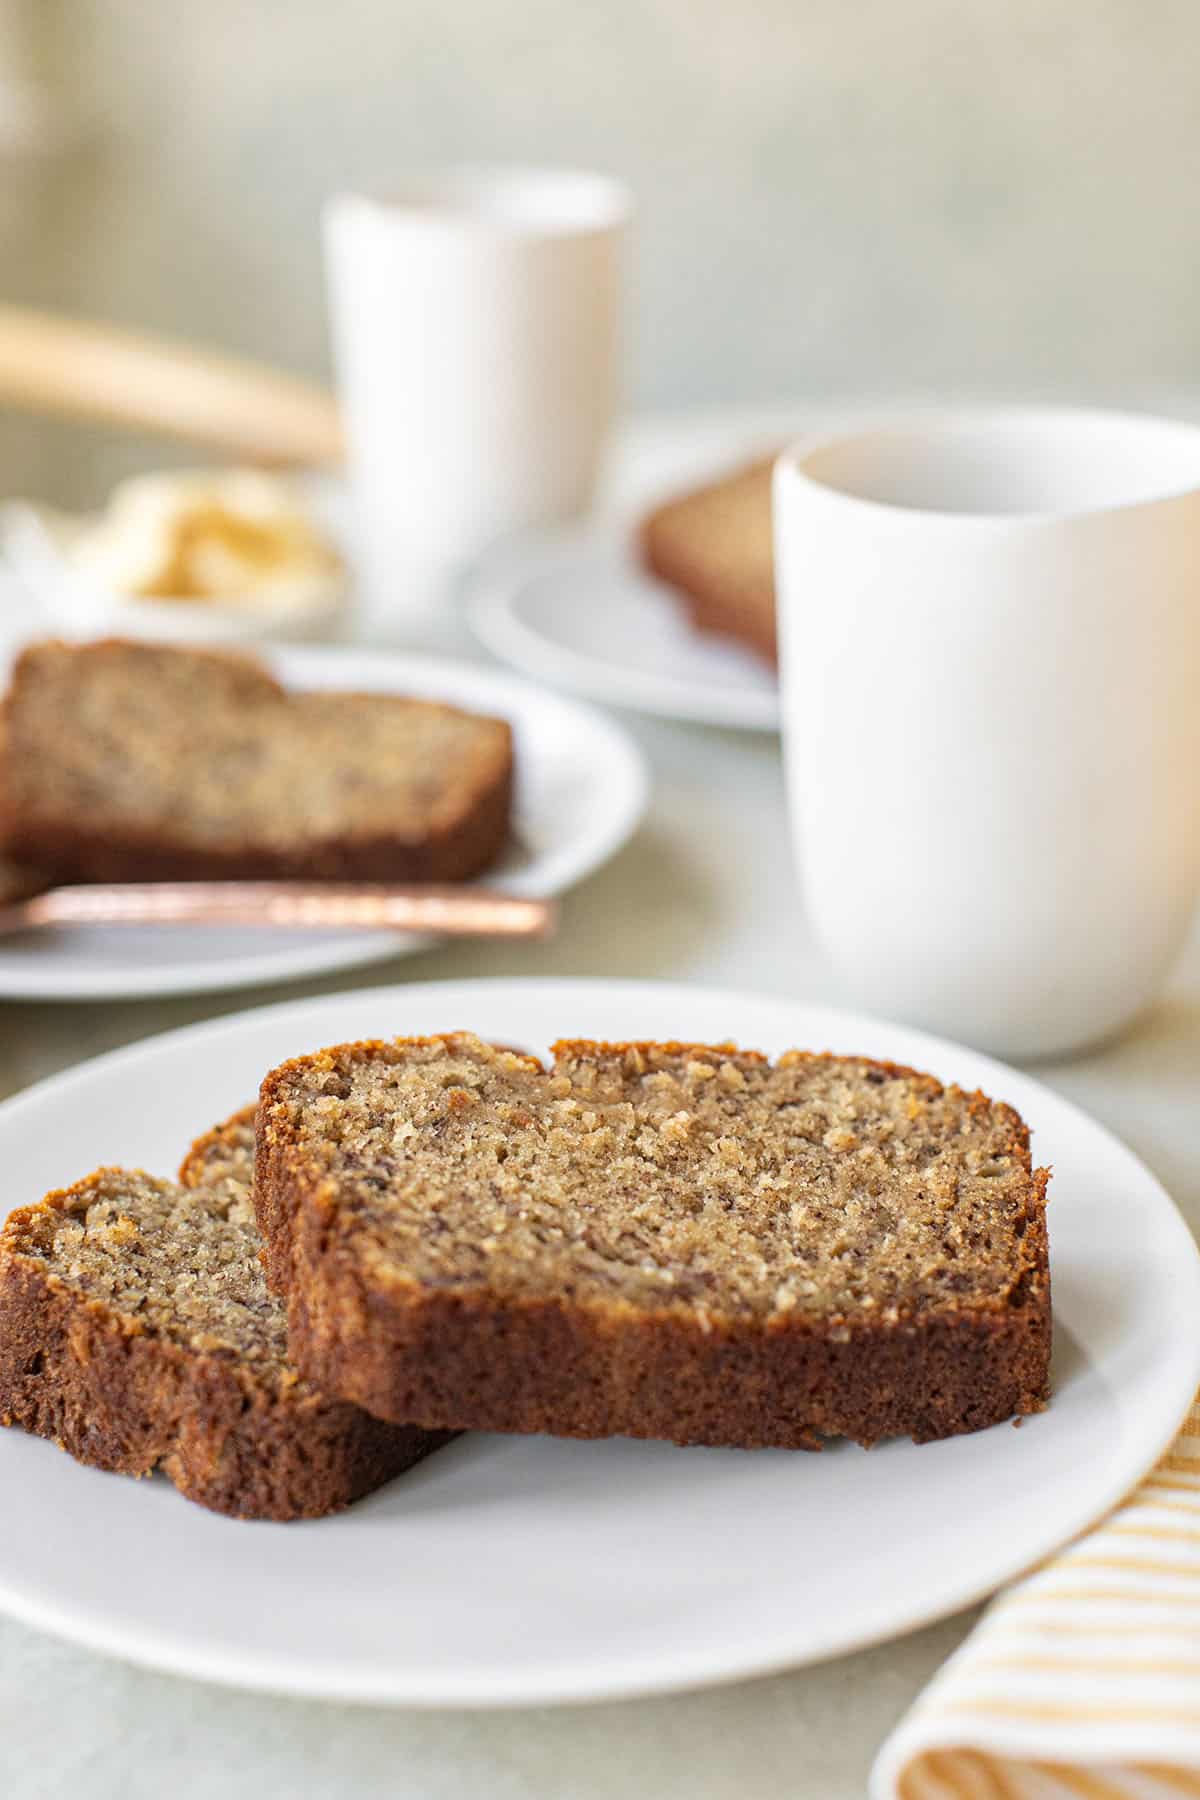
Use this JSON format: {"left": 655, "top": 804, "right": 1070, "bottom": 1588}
{"left": 1, "top": 469, "right": 349, "bottom": 646}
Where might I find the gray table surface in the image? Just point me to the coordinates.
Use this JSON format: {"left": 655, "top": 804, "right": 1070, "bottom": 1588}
{"left": 1, "top": 417, "right": 1197, "bottom": 1800}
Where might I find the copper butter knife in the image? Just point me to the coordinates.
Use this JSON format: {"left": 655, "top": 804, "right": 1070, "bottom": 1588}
{"left": 0, "top": 881, "right": 556, "bottom": 940}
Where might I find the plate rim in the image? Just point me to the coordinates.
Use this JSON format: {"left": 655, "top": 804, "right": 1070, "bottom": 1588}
{"left": 467, "top": 530, "right": 782, "bottom": 733}
{"left": 0, "top": 647, "right": 649, "bottom": 1003}
{"left": 0, "top": 974, "right": 1197, "bottom": 1707}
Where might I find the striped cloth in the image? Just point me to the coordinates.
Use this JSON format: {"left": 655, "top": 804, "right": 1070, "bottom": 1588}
{"left": 871, "top": 1397, "right": 1200, "bottom": 1800}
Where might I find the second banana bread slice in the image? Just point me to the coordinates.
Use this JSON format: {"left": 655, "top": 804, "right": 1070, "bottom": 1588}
{"left": 0, "top": 637, "right": 513, "bottom": 884}
{"left": 256, "top": 1034, "right": 1051, "bottom": 1450}
{"left": 0, "top": 1107, "right": 449, "bottom": 1520}
{"left": 639, "top": 456, "right": 777, "bottom": 663}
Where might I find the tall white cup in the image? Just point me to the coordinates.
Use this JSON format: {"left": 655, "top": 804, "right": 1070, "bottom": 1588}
{"left": 773, "top": 408, "right": 1200, "bottom": 1060}
{"left": 324, "top": 166, "right": 630, "bottom": 638}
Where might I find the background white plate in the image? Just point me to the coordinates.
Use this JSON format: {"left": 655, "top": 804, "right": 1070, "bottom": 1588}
{"left": 0, "top": 976, "right": 1195, "bottom": 1707}
{"left": 468, "top": 529, "right": 781, "bottom": 732}
{"left": 0, "top": 648, "right": 647, "bottom": 1002}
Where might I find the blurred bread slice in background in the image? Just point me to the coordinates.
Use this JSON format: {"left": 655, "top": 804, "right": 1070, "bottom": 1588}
{"left": 0, "top": 856, "right": 47, "bottom": 906}
{"left": 638, "top": 455, "right": 777, "bottom": 665}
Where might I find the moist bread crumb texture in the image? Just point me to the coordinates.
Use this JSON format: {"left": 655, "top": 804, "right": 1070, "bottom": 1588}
{"left": 0, "top": 1111, "right": 448, "bottom": 1520}
{"left": 0, "top": 637, "right": 513, "bottom": 883}
{"left": 14, "top": 1163, "right": 289, "bottom": 1366}
{"left": 257, "top": 1034, "right": 1051, "bottom": 1451}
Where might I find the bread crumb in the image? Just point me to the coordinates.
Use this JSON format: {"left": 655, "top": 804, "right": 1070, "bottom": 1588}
{"left": 823, "top": 1127, "right": 858, "bottom": 1153}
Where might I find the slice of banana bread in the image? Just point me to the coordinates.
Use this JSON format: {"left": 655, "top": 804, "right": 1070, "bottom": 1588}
{"left": 256, "top": 1035, "right": 1051, "bottom": 1450}
{"left": 639, "top": 457, "right": 777, "bottom": 664}
{"left": 0, "top": 637, "right": 512, "bottom": 884}
{"left": 0, "top": 1108, "right": 448, "bottom": 1520}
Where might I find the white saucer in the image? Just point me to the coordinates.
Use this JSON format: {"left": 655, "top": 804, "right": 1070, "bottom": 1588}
{"left": 0, "top": 976, "right": 1194, "bottom": 1706}
{"left": 0, "top": 647, "right": 647, "bottom": 1002}
{"left": 468, "top": 529, "right": 781, "bottom": 731}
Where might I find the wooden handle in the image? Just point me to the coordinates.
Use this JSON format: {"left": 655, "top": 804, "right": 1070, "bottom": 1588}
{"left": 0, "top": 305, "right": 345, "bottom": 467}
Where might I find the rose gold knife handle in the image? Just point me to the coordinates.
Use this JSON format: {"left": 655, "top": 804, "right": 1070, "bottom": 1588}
{"left": 8, "top": 883, "right": 556, "bottom": 939}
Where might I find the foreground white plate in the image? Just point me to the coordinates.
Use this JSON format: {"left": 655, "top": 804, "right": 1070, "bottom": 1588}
{"left": 468, "top": 530, "right": 781, "bottom": 731}
{"left": 0, "top": 648, "right": 647, "bottom": 1001}
{"left": 0, "top": 977, "right": 1196, "bottom": 1707}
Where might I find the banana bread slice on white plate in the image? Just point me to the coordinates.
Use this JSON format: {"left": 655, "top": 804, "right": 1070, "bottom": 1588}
{"left": 256, "top": 1033, "right": 1051, "bottom": 1450}
{"left": 0, "top": 636, "right": 513, "bottom": 884}
{"left": 0, "top": 1106, "right": 450, "bottom": 1520}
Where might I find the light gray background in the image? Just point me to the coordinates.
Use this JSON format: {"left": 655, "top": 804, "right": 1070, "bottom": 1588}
{"left": 3, "top": 0, "right": 1200, "bottom": 500}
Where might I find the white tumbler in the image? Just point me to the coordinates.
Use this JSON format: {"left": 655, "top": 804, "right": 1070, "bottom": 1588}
{"left": 324, "top": 166, "right": 630, "bottom": 639}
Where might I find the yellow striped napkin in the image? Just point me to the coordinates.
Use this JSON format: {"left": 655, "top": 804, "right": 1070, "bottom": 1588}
{"left": 872, "top": 1397, "right": 1200, "bottom": 1800}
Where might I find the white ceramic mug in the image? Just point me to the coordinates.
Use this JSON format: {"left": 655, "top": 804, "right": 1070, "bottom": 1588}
{"left": 324, "top": 166, "right": 630, "bottom": 638}
{"left": 773, "top": 407, "right": 1200, "bottom": 1060}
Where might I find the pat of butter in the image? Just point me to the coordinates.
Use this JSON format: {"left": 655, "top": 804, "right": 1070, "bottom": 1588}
{"left": 70, "top": 469, "right": 343, "bottom": 607}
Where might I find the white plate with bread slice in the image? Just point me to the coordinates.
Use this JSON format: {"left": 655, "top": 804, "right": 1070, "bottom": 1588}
{"left": 0, "top": 976, "right": 1195, "bottom": 1706}
{"left": 469, "top": 522, "right": 782, "bottom": 733}
{"left": 0, "top": 642, "right": 648, "bottom": 1002}
{"left": 465, "top": 427, "right": 793, "bottom": 733}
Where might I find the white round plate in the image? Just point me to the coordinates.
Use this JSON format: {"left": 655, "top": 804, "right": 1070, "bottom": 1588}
{"left": 0, "top": 647, "right": 647, "bottom": 1002}
{"left": 0, "top": 976, "right": 1196, "bottom": 1707}
{"left": 468, "top": 530, "right": 781, "bottom": 731}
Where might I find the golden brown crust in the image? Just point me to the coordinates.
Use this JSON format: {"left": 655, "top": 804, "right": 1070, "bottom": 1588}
{"left": 4, "top": 792, "right": 512, "bottom": 885}
{"left": 0, "top": 1157, "right": 449, "bottom": 1520}
{"left": 638, "top": 457, "right": 778, "bottom": 665}
{"left": 3, "top": 776, "right": 513, "bottom": 886}
{"left": 272, "top": 1258, "right": 1051, "bottom": 1451}
{"left": 256, "top": 1038, "right": 1052, "bottom": 1452}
